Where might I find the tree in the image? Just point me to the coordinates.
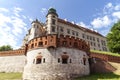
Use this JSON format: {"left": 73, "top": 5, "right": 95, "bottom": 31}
{"left": 0, "top": 45, "right": 13, "bottom": 51}
{"left": 107, "top": 21, "right": 120, "bottom": 53}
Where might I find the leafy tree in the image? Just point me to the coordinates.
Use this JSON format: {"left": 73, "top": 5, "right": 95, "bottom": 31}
{"left": 107, "top": 21, "right": 120, "bottom": 53}
{"left": 0, "top": 45, "right": 13, "bottom": 51}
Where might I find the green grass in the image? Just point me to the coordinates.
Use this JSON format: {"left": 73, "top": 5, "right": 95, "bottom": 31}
{"left": 75, "top": 73, "right": 120, "bottom": 80}
{"left": 91, "top": 50, "right": 120, "bottom": 57}
{"left": 0, "top": 72, "right": 22, "bottom": 80}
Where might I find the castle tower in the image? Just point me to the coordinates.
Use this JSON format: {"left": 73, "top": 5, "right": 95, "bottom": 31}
{"left": 46, "top": 8, "right": 58, "bottom": 34}
{"left": 23, "top": 8, "right": 90, "bottom": 80}
{"left": 28, "top": 19, "right": 46, "bottom": 41}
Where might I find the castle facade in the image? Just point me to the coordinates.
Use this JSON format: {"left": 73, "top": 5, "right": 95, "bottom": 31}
{"left": 23, "top": 8, "right": 107, "bottom": 80}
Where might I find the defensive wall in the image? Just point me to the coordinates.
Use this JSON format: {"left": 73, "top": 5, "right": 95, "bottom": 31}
{"left": 90, "top": 52, "right": 120, "bottom": 63}
{"left": 0, "top": 49, "right": 26, "bottom": 72}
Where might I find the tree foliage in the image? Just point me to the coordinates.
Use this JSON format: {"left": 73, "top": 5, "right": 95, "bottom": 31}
{"left": 107, "top": 21, "right": 120, "bottom": 53}
{"left": 0, "top": 45, "right": 13, "bottom": 51}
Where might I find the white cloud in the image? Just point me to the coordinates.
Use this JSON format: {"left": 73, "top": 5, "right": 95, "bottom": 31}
{"left": 13, "top": 7, "right": 23, "bottom": 17}
{"left": 91, "top": 15, "right": 111, "bottom": 29}
{"left": 90, "top": 2, "right": 120, "bottom": 36}
{"left": 114, "top": 5, "right": 120, "bottom": 10}
{"left": 0, "top": 8, "right": 9, "bottom": 12}
{"left": 41, "top": 8, "right": 47, "bottom": 15}
{"left": 106, "top": 3, "right": 113, "bottom": 8}
{"left": 112, "top": 11, "right": 120, "bottom": 19}
{"left": 77, "top": 22, "right": 91, "bottom": 28}
{"left": 0, "top": 7, "right": 28, "bottom": 49}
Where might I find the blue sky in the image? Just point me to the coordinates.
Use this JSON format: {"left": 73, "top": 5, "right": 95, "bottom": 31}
{"left": 0, "top": 0, "right": 120, "bottom": 49}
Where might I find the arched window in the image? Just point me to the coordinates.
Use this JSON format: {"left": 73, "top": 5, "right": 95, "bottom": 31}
{"left": 36, "top": 53, "right": 42, "bottom": 64}
{"left": 61, "top": 52, "right": 69, "bottom": 64}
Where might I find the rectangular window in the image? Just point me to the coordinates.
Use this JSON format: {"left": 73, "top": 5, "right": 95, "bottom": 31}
{"left": 60, "top": 27, "right": 64, "bottom": 32}
{"left": 90, "top": 36, "right": 92, "bottom": 40}
{"left": 52, "top": 26, "right": 55, "bottom": 32}
{"left": 63, "top": 41, "right": 67, "bottom": 46}
{"left": 43, "top": 58, "right": 45, "bottom": 63}
{"left": 97, "top": 38, "right": 99, "bottom": 42}
{"left": 72, "top": 30, "right": 75, "bottom": 35}
{"left": 67, "top": 29, "right": 70, "bottom": 34}
{"left": 87, "top": 35, "right": 89, "bottom": 39}
{"left": 39, "top": 42, "right": 43, "bottom": 47}
{"left": 82, "top": 34, "right": 85, "bottom": 38}
{"left": 76, "top": 32, "right": 78, "bottom": 36}
{"left": 58, "top": 58, "right": 60, "bottom": 63}
{"left": 52, "top": 19, "right": 56, "bottom": 25}
{"left": 93, "top": 37, "right": 95, "bottom": 41}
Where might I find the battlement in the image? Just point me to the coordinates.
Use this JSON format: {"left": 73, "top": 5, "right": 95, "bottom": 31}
{"left": 26, "top": 34, "right": 90, "bottom": 54}
{"left": 57, "top": 35, "right": 90, "bottom": 53}
{"left": 0, "top": 49, "right": 25, "bottom": 56}
{"left": 28, "top": 34, "right": 57, "bottom": 50}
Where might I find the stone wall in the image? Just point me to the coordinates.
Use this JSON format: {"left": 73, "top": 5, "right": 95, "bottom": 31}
{"left": 23, "top": 47, "right": 90, "bottom": 80}
{"left": 0, "top": 55, "right": 26, "bottom": 72}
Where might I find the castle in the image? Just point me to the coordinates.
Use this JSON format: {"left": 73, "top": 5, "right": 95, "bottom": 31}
{"left": 0, "top": 8, "right": 112, "bottom": 80}
{"left": 22, "top": 8, "right": 108, "bottom": 80}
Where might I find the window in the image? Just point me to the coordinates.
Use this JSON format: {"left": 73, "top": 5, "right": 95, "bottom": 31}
{"left": 35, "top": 43, "right": 37, "bottom": 46}
{"left": 76, "top": 32, "right": 78, "bottom": 36}
{"left": 87, "top": 35, "right": 89, "bottom": 39}
{"left": 63, "top": 41, "right": 67, "bottom": 46}
{"left": 62, "top": 58, "right": 68, "bottom": 64}
{"left": 98, "top": 44, "right": 100, "bottom": 47}
{"left": 90, "top": 36, "right": 92, "bottom": 40}
{"left": 52, "top": 19, "right": 56, "bottom": 25}
{"left": 60, "top": 27, "right": 64, "bottom": 32}
{"left": 82, "top": 34, "right": 85, "bottom": 38}
{"left": 43, "top": 58, "right": 45, "bottom": 63}
{"left": 58, "top": 58, "right": 60, "bottom": 63}
{"left": 97, "top": 38, "right": 99, "bottom": 42}
{"left": 45, "top": 41, "right": 47, "bottom": 45}
{"left": 69, "top": 42, "right": 71, "bottom": 45}
{"left": 39, "top": 42, "right": 43, "bottom": 47}
{"left": 52, "top": 26, "right": 55, "bottom": 32}
{"left": 53, "top": 15, "right": 55, "bottom": 18}
{"left": 93, "top": 37, "right": 95, "bottom": 41}
{"left": 36, "top": 58, "right": 42, "bottom": 64}
{"left": 91, "top": 42, "right": 93, "bottom": 46}
{"left": 74, "top": 42, "right": 78, "bottom": 47}
{"left": 67, "top": 29, "right": 70, "bottom": 34}
{"left": 61, "top": 53, "right": 69, "bottom": 64}
{"left": 72, "top": 30, "right": 75, "bottom": 35}
{"left": 70, "top": 59, "right": 72, "bottom": 63}
{"left": 83, "top": 57, "right": 86, "bottom": 65}
{"left": 94, "top": 43, "right": 96, "bottom": 46}
{"left": 31, "top": 44, "right": 34, "bottom": 48}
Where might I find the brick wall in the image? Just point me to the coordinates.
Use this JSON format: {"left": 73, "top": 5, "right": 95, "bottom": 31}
{"left": 90, "top": 52, "right": 120, "bottom": 63}
{"left": 0, "top": 49, "right": 25, "bottom": 56}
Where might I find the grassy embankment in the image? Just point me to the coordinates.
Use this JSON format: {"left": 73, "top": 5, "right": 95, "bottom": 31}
{"left": 76, "top": 50, "right": 120, "bottom": 80}
{"left": 91, "top": 50, "right": 120, "bottom": 57}
{"left": 0, "top": 72, "right": 22, "bottom": 80}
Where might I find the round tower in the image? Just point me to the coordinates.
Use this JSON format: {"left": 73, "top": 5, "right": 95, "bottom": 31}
{"left": 46, "top": 8, "right": 58, "bottom": 34}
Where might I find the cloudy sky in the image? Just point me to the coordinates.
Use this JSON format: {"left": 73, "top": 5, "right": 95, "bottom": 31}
{"left": 0, "top": 0, "right": 120, "bottom": 49}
